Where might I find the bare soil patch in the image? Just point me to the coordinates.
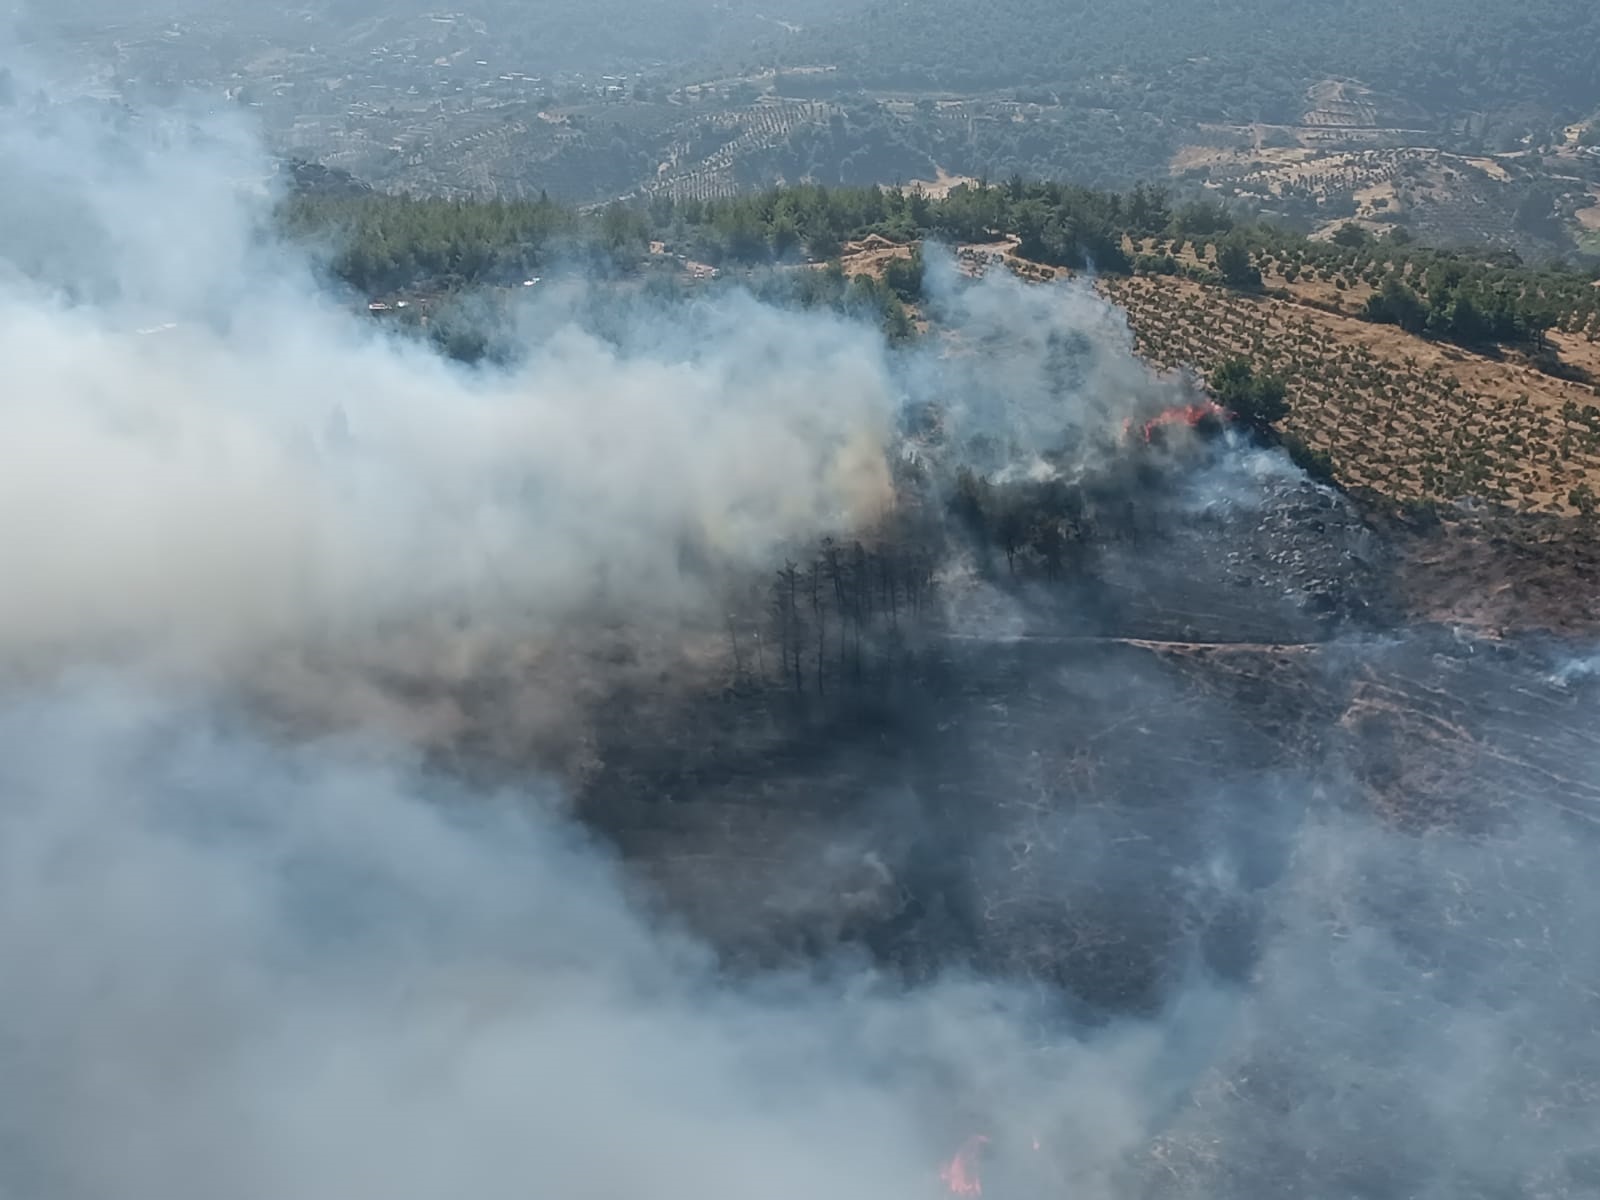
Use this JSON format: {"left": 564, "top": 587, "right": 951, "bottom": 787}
{"left": 837, "top": 237, "right": 914, "bottom": 280}
{"left": 890, "top": 168, "right": 979, "bottom": 200}
{"left": 1576, "top": 188, "right": 1600, "bottom": 231}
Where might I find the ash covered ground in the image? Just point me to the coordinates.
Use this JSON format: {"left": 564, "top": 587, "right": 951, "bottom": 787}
{"left": 582, "top": 452, "right": 1600, "bottom": 1199}
{"left": 583, "top": 439, "right": 1598, "bottom": 994}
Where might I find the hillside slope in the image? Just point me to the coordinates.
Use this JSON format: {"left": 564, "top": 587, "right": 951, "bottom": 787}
{"left": 786, "top": 0, "right": 1600, "bottom": 122}
{"left": 1102, "top": 270, "right": 1600, "bottom": 514}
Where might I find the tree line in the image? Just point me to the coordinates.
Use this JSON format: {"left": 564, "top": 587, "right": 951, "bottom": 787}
{"left": 280, "top": 175, "right": 1600, "bottom": 357}
{"left": 729, "top": 537, "right": 939, "bottom": 696}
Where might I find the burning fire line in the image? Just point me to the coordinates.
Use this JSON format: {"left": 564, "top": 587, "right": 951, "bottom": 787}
{"left": 939, "top": 1132, "right": 1048, "bottom": 1195}
{"left": 1121, "top": 400, "right": 1228, "bottom": 444}
{"left": 940, "top": 1135, "right": 991, "bottom": 1196}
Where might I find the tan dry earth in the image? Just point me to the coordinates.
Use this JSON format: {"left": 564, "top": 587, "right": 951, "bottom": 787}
{"left": 1170, "top": 143, "right": 1250, "bottom": 174}
{"left": 1462, "top": 156, "right": 1512, "bottom": 182}
{"left": 889, "top": 168, "right": 981, "bottom": 200}
{"left": 836, "top": 235, "right": 915, "bottom": 280}
{"left": 1577, "top": 187, "right": 1600, "bottom": 232}
{"left": 1165, "top": 139, "right": 1536, "bottom": 244}
{"left": 838, "top": 233, "right": 1061, "bottom": 285}
{"left": 1099, "top": 272, "right": 1600, "bottom": 515}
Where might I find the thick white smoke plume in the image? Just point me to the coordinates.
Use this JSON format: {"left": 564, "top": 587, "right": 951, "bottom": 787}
{"left": 9, "top": 59, "right": 1600, "bottom": 1200}
{"left": 0, "top": 97, "right": 894, "bottom": 672}
{"left": 914, "top": 250, "right": 1166, "bottom": 477}
{"left": 0, "top": 73, "right": 1207, "bottom": 1200}
{"left": 0, "top": 681, "right": 1225, "bottom": 1200}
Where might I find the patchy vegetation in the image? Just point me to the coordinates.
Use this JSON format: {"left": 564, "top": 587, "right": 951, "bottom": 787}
{"left": 283, "top": 177, "right": 1600, "bottom": 514}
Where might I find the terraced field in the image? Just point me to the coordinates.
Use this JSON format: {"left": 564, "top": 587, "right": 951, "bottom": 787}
{"left": 1299, "top": 79, "right": 1434, "bottom": 134}
{"left": 1100, "top": 273, "right": 1600, "bottom": 513}
{"left": 1206, "top": 147, "right": 1408, "bottom": 202}
{"left": 1176, "top": 143, "right": 1553, "bottom": 247}
{"left": 638, "top": 100, "right": 838, "bottom": 203}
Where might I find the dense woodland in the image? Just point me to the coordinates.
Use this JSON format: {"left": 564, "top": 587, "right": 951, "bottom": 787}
{"left": 282, "top": 178, "right": 1600, "bottom": 359}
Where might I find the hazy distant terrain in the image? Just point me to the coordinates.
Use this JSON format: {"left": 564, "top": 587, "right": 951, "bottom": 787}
{"left": 785, "top": 0, "right": 1600, "bottom": 114}
{"left": 18, "top": 0, "right": 851, "bottom": 76}
{"left": 14, "top": 0, "right": 1600, "bottom": 260}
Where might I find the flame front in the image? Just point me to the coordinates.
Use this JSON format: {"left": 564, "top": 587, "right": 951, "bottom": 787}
{"left": 941, "top": 1134, "right": 991, "bottom": 1196}
{"left": 1139, "top": 400, "right": 1226, "bottom": 442}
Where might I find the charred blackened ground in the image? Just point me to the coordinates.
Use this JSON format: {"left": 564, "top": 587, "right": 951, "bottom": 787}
{"left": 570, "top": 438, "right": 1588, "bottom": 988}
{"left": 576, "top": 445, "right": 1373, "bottom": 964}
{"left": 566, "top": 442, "right": 1600, "bottom": 1200}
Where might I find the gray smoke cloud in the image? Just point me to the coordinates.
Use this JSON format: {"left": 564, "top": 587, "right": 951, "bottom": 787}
{"left": 7, "top": 53, "right": 1600, "bottom": 1200}
{"left": 0, "top": 70, "right": 1216, "bottom": 1200}
{"left": 0, "top": 78, "right": 1210, "bottom": 759}
{"left": 908, "top": 250, "right": 1186, "bottom": 482}
{"left": 0, "top": 93, "right": 895, "bottom": 678}
{"left": 0, "top": 679, "right": 1214, "bottom": 1200}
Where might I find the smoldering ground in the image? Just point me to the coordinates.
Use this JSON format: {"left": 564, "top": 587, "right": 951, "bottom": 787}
{"left": 12, "top": 651, "right": 1600, "bottom": 1200}
{"left": 7, "top": 77, "right": 1600, "bottom": 1200}
{"left": 0, "top": 683, "right": 977, "bottom": 1200}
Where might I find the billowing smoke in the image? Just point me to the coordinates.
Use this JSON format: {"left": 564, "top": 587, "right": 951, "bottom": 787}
{"left": 0, "top": 683, "right": 975, "bottom": 1200}
{"left": 0, "top": 113, "right": 895, "bottom": 667}
{"left": 0, "top": 87, "right": 924, "bottom": 773}
{"left": 906, "top": 250, "right": 1177, "bottom": 481}
{"left": 6, "top": 58, "right": 1600, "bottom": 1200}
{"left": 0, "top": 70, "right": 1200, "bottom": 1200}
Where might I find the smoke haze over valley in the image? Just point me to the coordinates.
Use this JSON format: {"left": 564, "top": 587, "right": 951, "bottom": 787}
{"left": 7, "top": 25, "right": 1600, "bottom": 1200}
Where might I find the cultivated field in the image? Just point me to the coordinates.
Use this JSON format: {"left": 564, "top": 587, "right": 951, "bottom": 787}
{"left": 1099, "top": 272, "right": 1600, "bottom": 514}
{"left": 838, "top": 224, "right": 1600, "bottom": 515}
{"left": 638, "top": 100, "right": 838, "bottom": 203}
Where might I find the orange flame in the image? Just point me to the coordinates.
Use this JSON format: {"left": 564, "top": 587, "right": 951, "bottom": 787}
{"left": 1138, "top": 400, "right": 1226, "bottom": 443}
{"left": 941, "top": 1135, "right": 991, "bottom": 1196}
